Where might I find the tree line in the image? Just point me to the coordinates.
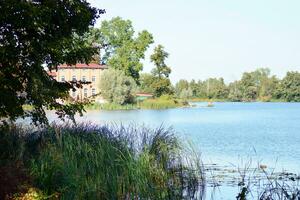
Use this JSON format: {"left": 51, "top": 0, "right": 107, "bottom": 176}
{"left": 167, "top": 68, "right": 300, "bottom": 102}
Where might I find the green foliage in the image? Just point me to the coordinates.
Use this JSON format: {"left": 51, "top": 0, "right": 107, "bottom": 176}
{"left": 239, "top": 73, "right": 258, "bottom": 101}
{"left": 237, "top": 68, "right": 277, "bottom": 101}
{"left": 139, "top": 73, "right": 173, "bottom": 97}
{"left": 175, "top": 79, "right": 189, "bottom": 97}
{"left": 139, "top": 96, "right": 187, "bottom": 109}
{"left": 150, "top": 45, "right": 171, "bottom": 78}
{"left": 179, "top": 88, "right": 193, "bottom": 99}
{"left": 175, "top": 78, "right": 228, "bottom": 100}
{"left": 228, "top": 81, "right": 243, "bottom": 101}
{"left": 151, "top": 77, "right": 173, "bottom": 97}
{"left": 0, "top": 0, "right": 103, "bottom": 125}
{"left": 139, "top": 73, "right": 157, "bottom": 94}
{"left": 85, "top": 103, "right": 137, "bottom": 110}
{"left": 174, "top": 68, "right": 300, "bottom": 102}
{"left": 203, "top": 78, "right": 228, "bottom": 99}
{"left": 99, "top": 68, "right": 137, "bottom": 105}
{"left": 138, "top": 45, "right": 173, "bottom": 98}
{"left": 89, "top": 17, "right": 154, "bottom": 82}
{"left": 0, "top": 124, "right": 205, "bottom": 199}
{"left": 275, "top": 71, "right": 300, "bottom": 102}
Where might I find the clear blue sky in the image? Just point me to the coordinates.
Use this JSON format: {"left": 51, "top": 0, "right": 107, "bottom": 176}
{"left": 88, "top": 0, "right": 300, "bottom": 83}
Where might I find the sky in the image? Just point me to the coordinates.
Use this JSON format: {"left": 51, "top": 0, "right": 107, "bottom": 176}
{"left": 88, "top": 0, "right": 300, "bottom": 83}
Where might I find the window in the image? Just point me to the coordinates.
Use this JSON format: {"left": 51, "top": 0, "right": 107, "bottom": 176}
{"left": 61, "top": 76, "right": 65, "bottom": 82}
{"left": 84, "top": 88, "right": 88, "bottom": 97}
{"left": 72, "top": 75, "right": 76, "bottom": 82}
{"left": 92, "top": 88, "right": 96, "bottom": 96}
{"left": 72, "top": 91, "right": 76, "bottom": 97}
{"left": 92, "top": 76, "right": 96, "bottom": 82}
{"left": 82, "top": 76, "right": 86, "bottom": 82}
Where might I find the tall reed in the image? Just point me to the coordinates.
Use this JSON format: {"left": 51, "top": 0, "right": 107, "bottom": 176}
{"left": 0, "top": 123, "right": 205, "bottom": 200}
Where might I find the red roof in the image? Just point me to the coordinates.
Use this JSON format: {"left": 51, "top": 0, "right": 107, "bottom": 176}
{"left": 136, "top": 93, "right": 153, "bottom": 97}
{"left": 58, "top": 63, "right": 107, "bottom": 69}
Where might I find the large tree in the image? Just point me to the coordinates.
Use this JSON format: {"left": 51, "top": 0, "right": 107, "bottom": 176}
{"left": 276, "top": 71, "right": 300, "bottom": 102}
{"left": 150, "top": 45, "right": 171, "bottom": 78}
{"left": 145, "top": 45, "right": 173, "bottom": 97}
{"left": 175, "top": 79, "right": 189, "bottom": 97}
{"left": 99, "top": 69, "right": 136, "bottom": 105}
{"left": 89, "top": 17, "right": 154, "bottom": 82}
{"left": 0, "top": 0, "right": 103, "bottom": 125}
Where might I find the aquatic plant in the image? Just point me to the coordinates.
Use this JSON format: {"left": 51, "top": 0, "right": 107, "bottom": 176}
{"left": 0, "top": 123, "right": 205, "bottom": 200}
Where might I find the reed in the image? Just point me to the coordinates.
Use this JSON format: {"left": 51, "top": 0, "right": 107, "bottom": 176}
{"left": 139, "top": 98, "right": 188, "bottom": 109}
{"left": 0, "top": 123, "right": 205, "bottom": 199}
{"left": 85, "top": 102, "right": 137, "bottom": 110}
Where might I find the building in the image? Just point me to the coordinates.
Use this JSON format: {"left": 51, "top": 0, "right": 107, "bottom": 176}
{"left": 49, "top": 63, "right": 107, "bottom": 102}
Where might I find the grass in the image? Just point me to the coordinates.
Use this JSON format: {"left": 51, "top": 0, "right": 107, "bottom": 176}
{"left": 187, "top": 98, "right": 228, "bottom": 102}
{"left": 0, "top": 123, "right": 205, "bottom": 200}
{"left": 138, "top": 98, "right": 188, "bottom": 109}
{"left": 85, "top": 102, "right": 137, "bottom": 110}
{"left": 85, "top": 96, "right": 189, "bottom": 111}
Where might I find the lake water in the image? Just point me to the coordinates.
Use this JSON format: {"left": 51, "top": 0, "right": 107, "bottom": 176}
{"left": 48, "top": 102, "right": 300, "bottom": 199}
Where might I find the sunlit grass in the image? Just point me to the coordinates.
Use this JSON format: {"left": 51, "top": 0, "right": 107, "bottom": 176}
{"left": 0, "top": 123, "right": 205, "bottom": 199}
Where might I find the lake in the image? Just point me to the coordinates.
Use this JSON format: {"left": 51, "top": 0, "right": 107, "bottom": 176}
{"left": 48, "top": 102, "right": 300, "bottom": 199}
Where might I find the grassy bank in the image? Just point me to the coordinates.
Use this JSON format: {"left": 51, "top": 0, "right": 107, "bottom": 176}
{"left": 138, "top": 97, "right": 188, "bottom": 109}
{"left": 85, "top": 102, "right": 138, "bottom": 110}
{"left": 188, "top": 97, "right": 290, "bottom": 103}
{"left": 188, "top": 98, "right": 228, "bottom": 102}
{"left": 0, "top": 123, "right": 204, "bottom": 199}
{"left": 86, "top": 96, "right": 189, "bottom": 111}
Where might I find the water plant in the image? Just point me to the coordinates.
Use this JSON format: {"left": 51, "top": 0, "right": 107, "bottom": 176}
{"left": 0, "top": 123, "right": 205, "bottom": 199}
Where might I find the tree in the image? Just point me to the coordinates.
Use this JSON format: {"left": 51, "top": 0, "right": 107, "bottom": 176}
{"left": 259, "top": 75, "right": 279, "bottom": 100}
{"left": 179, "top": 88, "right": 193, "bottom": 99}
{"left": 150, "top": 45, "right": 171, "bottom": 78}
{"left": 99, "top": 69, "right": 137, "bottom": 105}
{"left": 139, "top": 73, "right": 173, "bottom": 97}
{"left": 139, "top": 73, "right": 156, "bottom": 94}
{"left": 149, "top": 77, "right": 173, "bottom": 97}
{"left": 90, "top": 17, "right": 154, "bottom": 82}
{"left": 189, "top": 79, "right": 198, "bottom": 97}
{"left": 175, "top": 80, "right": 189, "bottom": 97}
{"left": 139, "top": 45, "right": 173, "bottom": 98}
{"left": 275, "top": 72, "right": 300, "bottom": 102}
{"left": 228, "top": 81, "right": 243, "bottom": 101}
{"left": 239, "top": 73, "right": 258, "bottom": 101}
{"left": 0, "top": 0, "right": 103, "bottom": 125}
{"left": 202, "top": 78, "right": 228, "bottom": 99}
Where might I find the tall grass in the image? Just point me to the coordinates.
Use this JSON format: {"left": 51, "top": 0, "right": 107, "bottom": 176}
{"left": 85, "top": 96, "right": 189, "bottom": 111}
{"left": 139, "top": 96, "right": 188, "bottom": 110}
{"left": 0, "top": 123, "right": 205, "bottom": 199}
{"left": 85, "top": 103, "right": 137, "bottom": 110}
